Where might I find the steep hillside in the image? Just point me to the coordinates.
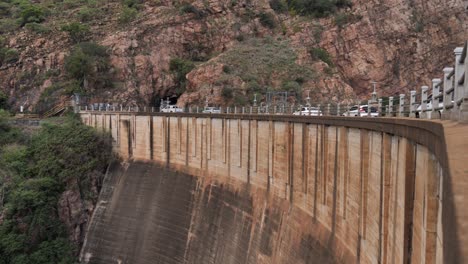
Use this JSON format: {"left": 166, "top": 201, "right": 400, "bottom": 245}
{"left": 0, "top": 0, "right": 466, "bottom": 112}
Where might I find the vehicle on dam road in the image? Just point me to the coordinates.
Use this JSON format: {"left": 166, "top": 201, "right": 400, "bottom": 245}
{"left": 202, "top": 107, "right": 221, "bottom": 114}
{"left": 293, "top": 106, "right": 323, "bottom": 116}
{"left": 342, "top": 105, "right": 379, "bottom": 117}
{"left": 160, "top": 105, "right": 183, "bottom": 113}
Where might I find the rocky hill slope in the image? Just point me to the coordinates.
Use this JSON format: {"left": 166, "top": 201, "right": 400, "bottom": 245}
{"left": 0, "top": 0, "right": 466, "bottom": 111}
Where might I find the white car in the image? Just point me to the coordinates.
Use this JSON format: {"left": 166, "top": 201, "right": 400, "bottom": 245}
{"left": 202, "top": 107, "right": 221, "bottom": 114}
{"left": 342, "top": 105, "right": 379, "bottom": 117}
{"left": 293, "top": 107, "right": 323, "bottom": 116}
{"left": 161, "top": 105, "right": 183, "bottom": 113}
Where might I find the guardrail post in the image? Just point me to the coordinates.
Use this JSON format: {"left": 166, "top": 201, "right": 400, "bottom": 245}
{"left": 85, "top": 105, "right": 88, "bottom": 111}
{"left": 459, "top": 43, "right": 468, "bottom": 122}
{"left": 442, "top": 67, "right": 454, "bottom": 119}
{"left": 346, "top": 103, "right": 350, "bottom": 116}
{"left": 336, "top": 103, "right": 340, "bottom": 116}
{"left": 250, "top": 106, "right": 252, "bottom": 114}
{"left": 388, "top": 97, "right": 393, "bottom": 116}
{"left": 242, "top": 107, "right": 245, "bottom": 114}
{"left": 326, "top": 104, "right": 331, "bottom": 116}
{"left": 367, "top": 100, "right": 371, "bottom": 116}
{"left": 409, "top": 90, "right": 416, "bottom": 118}
{"left": 421, "top": 87, "right": 428, "bottom": 119}
{"left": 317, "top": 104, "right": 321, "bottom": 116}
{"left": 378, "top": 98, "right": 382, "bottom": 116}
{"left": 399, "top": 94, "right": 405, "bottom": 117}
{"left": 431, "top": 79, "right": 441, "bottom": 119}
{"left": 452, "top": 47, "right": 464, "bottom": 121}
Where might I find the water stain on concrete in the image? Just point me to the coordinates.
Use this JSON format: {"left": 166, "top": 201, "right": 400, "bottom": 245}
{"left": 81, "top": 161, "right": 338, "bottom": 264}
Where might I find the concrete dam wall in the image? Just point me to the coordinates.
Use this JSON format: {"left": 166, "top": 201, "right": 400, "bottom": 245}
{"left": 79, "top": 112, "right": 462, "bottom": 264}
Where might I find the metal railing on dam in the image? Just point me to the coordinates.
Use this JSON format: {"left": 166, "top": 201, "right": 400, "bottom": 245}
{"left": 79, "top": 110, "right": 468, "bottom": 264}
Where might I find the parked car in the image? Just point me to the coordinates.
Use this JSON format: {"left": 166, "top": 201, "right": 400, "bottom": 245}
{"left": 342, "top": 105, "right": 379, "bottom": 117}
{"left": 293, "top": 107, "right": 323, "bottom": 116}
{"left": 202, "top": 107, "right": 221, "bottom": 114}
{"left": 161, "top": 105, "right": 183, "bottom": 113}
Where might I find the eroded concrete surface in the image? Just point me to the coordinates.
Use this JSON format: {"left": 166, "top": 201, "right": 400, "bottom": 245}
{"left": 81, "top": 162, "right": 335, "bottom": 264}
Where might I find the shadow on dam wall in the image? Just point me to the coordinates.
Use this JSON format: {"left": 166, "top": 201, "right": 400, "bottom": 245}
{"left": 80, "top": 161, "right": 336, "bottom": 264}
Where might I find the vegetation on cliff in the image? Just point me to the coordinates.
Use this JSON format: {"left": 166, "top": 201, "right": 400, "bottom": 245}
{"left": 216, "top": 37, "right": 316, "bottom": 104}
{"left": 270, "top": 0, "right": 352, "bottom": 17}
{"left": 0, "top": 113, "right": 112, "bottom": 263}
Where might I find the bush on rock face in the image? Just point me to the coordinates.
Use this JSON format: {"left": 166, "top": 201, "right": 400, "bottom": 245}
{"left": 20, "top": 5, "right": 45, "bottom": 26}
{"left": 271, "top": 0, "right": 352, "bottom": 17}
{"left": 61, "top": 22, "right": 90, "bottom": 43}
{"left": 64, "top": 42, "right": 112, "bottom": 92}
{"left": 169, "top": 58, "right": 195, "bottom": 95}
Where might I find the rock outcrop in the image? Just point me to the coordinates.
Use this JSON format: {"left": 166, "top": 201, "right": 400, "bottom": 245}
{"left": 0, "top": 0, "right": 466, "bottom": 110}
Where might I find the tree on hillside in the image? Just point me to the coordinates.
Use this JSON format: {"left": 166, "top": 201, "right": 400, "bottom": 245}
{"left": 64, "top": 42, "right": 113, "bottom": 93}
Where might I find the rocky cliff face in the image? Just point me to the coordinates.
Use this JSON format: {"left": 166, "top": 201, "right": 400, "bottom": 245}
{"left": 0, "top": 0, "right": 466, "bottom": 111}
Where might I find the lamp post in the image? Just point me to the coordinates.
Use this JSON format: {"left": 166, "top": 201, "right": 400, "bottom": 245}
{"left": 370, "top": 81, "right": 378, "bottom": 104}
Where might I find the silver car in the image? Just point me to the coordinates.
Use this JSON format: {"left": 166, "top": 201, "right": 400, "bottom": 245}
{"left": 293, "top": 107, "right": 323, "bottom": 116}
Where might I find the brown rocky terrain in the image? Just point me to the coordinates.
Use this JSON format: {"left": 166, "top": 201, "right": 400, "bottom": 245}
{"left": 0, "top": 0, "right": 466, "bottom": 111}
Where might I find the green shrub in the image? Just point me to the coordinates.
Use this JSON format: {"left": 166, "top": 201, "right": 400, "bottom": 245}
{"left": 169, "top": 58, "right": 195, "bottom": 94}
{"left": 259, "top": 12, "right": 276, "bottom": 29}
{"left": 269, "top": 0, "right": 288, "bottom": 13}
{"left": 335, "top": 0, "right": 352, "bottom": 8}
{"left": 222, "top": 65, "right": 232, "bottom": 74}
{"left": 61, "top": 22, "right": 90, "bottom": 43}
{"left": 179, "top": 4, "right": 204, "bottom": 18}
{"left": 0, "top": 18, "right": 19, "bottom": 33}
{"left": 65, "top": 42, "right": 112, "bottom": 91}
{"left": 233, "top": 94, "right": 248, "bottom": 106}
{"left": 0, "top": 90, "right": 8, "bottom": 109}
{"left": 285, "top": 0, "right": 351, "bottom": 17}
{"left": 87, "top": 0, "right": 98, "bottom": 8}
{"left": 25, "top": 22, "right": 51, "bottom": 34}
{"left": 122, "top": 0, "right": 142, "bottom": 8}
{"left": 411, "top": 11, "right": 424, "bottom": 33}
{"left": 3, "top": 49, "right": 19, "bottom": 64}
{"left": 118, "top": 6, "right": 137, "bottom": 24}
{"left": 61, "top": 0, "right": 82, "bottom": 9}
{"left": 0, "top": 110, "right": 21, "bottom": 147}
{"left": 334, "top": 12, "right": 361, "bottom": 28}
{"left": 309, "top": 47, "right": 333, "bottom": 66}
{"left": 0, "top": 2, "right": 11, "bottom": 16}
{"left": 19, "top": 4, "right": 45, "bottom": 26}
{"left": 78, "top": 7, "right": 97, "bottom": 22}
{"left": 221, "top": 86, "right": 234, "bottom": 99}
{"left": 282, "top": 80, "right": 301, "bottom": 94}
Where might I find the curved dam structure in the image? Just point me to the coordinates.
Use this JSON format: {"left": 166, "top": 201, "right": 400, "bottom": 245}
{"left": 79, "top": 112, "right": 467, "bottom": 264}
